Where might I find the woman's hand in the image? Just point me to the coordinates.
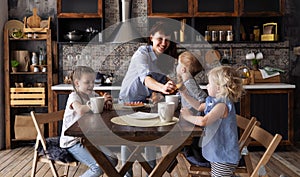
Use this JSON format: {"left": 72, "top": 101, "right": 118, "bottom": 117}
{"left": 103, "top": 92, "right": 113, "bottom": 110}
{"left": 162, "top": 80, "right": 176, "bottom": 94}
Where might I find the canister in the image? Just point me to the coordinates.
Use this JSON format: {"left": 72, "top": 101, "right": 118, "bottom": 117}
{"left": 204, "top": 31, "right": 211, "bottom": 42}
{"left": 219, "top": 31, "right": 226, "bottom": 42}
{"left": 226, "top": 30, "right": 233, "bottom": 41}
{"left": 212, "top": 31, "right": 218, "bottom": 42}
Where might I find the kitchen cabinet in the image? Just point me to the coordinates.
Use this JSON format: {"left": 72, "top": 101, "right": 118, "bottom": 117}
{"left": 193, "top": 0, "right": 238, "bottom": 17}
{"left": 240, "top": 87, "right": 294, "bottom": 146}
{"left": 147, "top": 0, "right": 193, "bottom": 18}
{"left": 148, "top": 0, "right": 285, "bottom": 43}
{"left": 239, "top": 0, "right": 285, "bottom": 17}
{"left": 4, "top": 29, "right": 58, "bottom": 149}
{"left": 57, "top": 0, "right": 103, "bottom": 43}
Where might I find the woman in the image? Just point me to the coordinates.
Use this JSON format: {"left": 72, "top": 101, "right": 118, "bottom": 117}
{"left": 119, "top": 21, "right": 178, "bottom": 103}
{"left": 119, "top": 21, "right": 178, "bottom": 177}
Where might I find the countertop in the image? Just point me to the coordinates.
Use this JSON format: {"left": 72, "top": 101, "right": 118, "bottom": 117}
{"left": 51, "top": 84, "right": 122, "bottom": 91}
{"left": 52, "top": 83, "right": 295, "bottom": 91}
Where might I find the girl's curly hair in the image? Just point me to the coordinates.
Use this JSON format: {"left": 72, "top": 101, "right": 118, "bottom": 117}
{"left": 208, "top": 66, "right": 244, "bottom": 102}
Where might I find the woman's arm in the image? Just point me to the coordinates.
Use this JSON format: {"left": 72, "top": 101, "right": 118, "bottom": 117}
{"left": 144, "top": 76, "right": 176, "bottom": 94}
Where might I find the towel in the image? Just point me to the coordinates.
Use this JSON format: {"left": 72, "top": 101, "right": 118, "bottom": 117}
{"left": 259, "top": 69, "right": 280, "bottom": 79}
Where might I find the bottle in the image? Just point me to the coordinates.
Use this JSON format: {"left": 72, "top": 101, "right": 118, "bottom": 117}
{"left": 39, "top": 48, "right": 46, "bottom": 65}
{"left": 31, "top": 52, "right": 38, "bottom": 65}
{"left": 253, "top": 26, "right": 260, "bottom": 41}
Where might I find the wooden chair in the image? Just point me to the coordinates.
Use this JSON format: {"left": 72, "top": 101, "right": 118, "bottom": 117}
{"left": 181, "top": 115, "right": 259, "bottom": 177}
{"left": 234, "top": 125, "right": 282, "bottom": 177}
{"left": 30, "top": 110, "right": 78, "bottom": 177}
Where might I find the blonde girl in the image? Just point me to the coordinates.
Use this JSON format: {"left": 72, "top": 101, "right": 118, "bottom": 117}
{"left": 181, "top": 66, "right": 244, "bottom": 176}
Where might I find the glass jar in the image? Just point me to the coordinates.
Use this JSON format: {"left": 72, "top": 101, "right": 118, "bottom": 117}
{"left": 204, "top": 31, "right": 211, "bottom": 42}
{"left": 219, "top": 31, "right": 226, "bottom": 42}
{"left": 211, "top": 31, "right": 218, "bottom": 42}
{"left": 226, "top": 30, "right": 233, "bottom": 41}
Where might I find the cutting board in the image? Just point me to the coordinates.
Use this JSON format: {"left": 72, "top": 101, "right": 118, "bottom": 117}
{"left": 205, "top": 49, "right": 221, "bottom": 65}
{"left": 26, "top": 8, "right": 41, "bottom": 28}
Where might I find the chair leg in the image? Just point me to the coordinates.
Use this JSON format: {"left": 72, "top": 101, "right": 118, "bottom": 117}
{"left": 31, "top": 151, "right": 38, "bottom": 177}
{"left": 48, "top": 161, "right": 59, "bottom": 177}
{"left": 63, "top": 165, "right": 70, "bottom": 177}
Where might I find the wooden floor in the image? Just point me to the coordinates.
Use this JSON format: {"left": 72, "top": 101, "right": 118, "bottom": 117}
{"left": 1, "top": 145, "right": 300, "bottom": 177}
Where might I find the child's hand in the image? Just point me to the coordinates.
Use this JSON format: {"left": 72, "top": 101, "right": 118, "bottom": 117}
{"left": 180, "top": 107, "right": 191, "bottom": 120}
{"left": 103, "top": 92, "right": 113, "bottom": 110}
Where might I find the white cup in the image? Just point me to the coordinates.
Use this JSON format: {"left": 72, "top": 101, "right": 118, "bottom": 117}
{"left": 256, "top": 51, "right": 263, "bottom": 59}
{"left": 246, "top": 51, "right": 255, "bottom": 60}
{"left": 158, "top": 102, "right": 175, "bottom": 122}
{"left": 165, "top": 95, "right": 180, "bottom": 110}
{"left": 87, "top": 97, "right": 105, "bottom": 113}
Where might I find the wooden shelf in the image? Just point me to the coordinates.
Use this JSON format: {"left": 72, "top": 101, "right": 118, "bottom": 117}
{"left": 4, "top": 29, "right": 57, "bottom": 149}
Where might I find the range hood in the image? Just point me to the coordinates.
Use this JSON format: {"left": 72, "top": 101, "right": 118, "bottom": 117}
{"left": 107, "top": 0, "right": 145, "bottom": 43}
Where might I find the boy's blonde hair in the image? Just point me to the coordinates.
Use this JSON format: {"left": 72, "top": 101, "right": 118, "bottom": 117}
{"left": 208, "top": 66, "right": 244, "bottom": 102}
{"left": 178, "top": 51, "right": 203, "bottom": 77}
{"left": 70, "top": 66, "right": 95, "bottom": 91}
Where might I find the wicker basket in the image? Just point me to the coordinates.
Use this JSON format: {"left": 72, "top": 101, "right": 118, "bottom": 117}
{"left": 236, "top": 66, "right": 252, "bottom": 85}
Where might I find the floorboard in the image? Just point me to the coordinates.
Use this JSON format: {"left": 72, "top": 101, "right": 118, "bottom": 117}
{"left": 0, "top": 145, "right": 300, "bottom": 177}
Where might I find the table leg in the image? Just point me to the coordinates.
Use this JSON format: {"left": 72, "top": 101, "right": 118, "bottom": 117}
{"left": 82, "top": 138, "right": 122, "bottom": 177}
{"left": 149, "top": 144, "right": 185, "bottom": 177}
{"left": 120, "top": 146, "right": 154, "bottom": 175}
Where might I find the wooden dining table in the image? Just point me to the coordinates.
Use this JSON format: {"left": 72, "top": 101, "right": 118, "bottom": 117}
{"left": 65, "top": 105, "right": 203, "bottom": 177}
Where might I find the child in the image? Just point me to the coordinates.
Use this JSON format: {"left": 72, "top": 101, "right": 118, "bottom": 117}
{"left": 60, "top": 66, "right": 117, "bottom": 177}
{"left": 180, "top": 66, "right": 244, "bottom": 176}
{"left": 176, "top": 51, "right": 209, "bottom": 167}
{"left": 176, "top": 51, "right": 207, "bottom": 114}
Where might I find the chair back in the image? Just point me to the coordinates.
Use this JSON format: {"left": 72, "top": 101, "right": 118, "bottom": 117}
{"left": 31, "top": 110, "right": 65, "bottom": 151}
{"left": 236, "top": 115, "right": 259, "bottom": 152}
{"left": 30, "top": 110, "right": 78, "bottom": 177}
{"left": 248, "top": 125, "right": 282, "bottom": 177}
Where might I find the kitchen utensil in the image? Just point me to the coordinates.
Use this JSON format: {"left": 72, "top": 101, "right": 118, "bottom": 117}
{"left": 64, "top": 31, "right": 83, "bottom": 41}
{"left": 26, "top": 8, "right": 41, "bottom": 28}
{"left": 205, "top": 49, "right": 221, "bottom": 64}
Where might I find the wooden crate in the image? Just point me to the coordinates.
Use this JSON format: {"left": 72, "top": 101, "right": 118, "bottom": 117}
{"left": 251, "top": 70, "right": 281, "bottom": 83}
{"left": 10, "top": 87, "right": 45, "bottom": 106}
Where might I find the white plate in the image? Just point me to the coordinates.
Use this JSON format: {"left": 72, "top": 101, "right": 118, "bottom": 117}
{"left": 122, "top": 104, "right": 146, "bottom": 109}
{"left": 125, "top": 112, "right": 159, "bottom": 120}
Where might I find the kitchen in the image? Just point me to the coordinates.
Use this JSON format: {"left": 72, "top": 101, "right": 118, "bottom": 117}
{"left": 0, "top": 0, "right": 300, "bottom": 176}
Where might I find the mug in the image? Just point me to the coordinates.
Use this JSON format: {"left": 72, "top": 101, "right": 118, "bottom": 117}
{"left": 256, "top": 51, "right": 263, "bottom": 59}
{"left": 87, "top": 97, "right": 105, "bottom": 113}
{"left": 165, "top": 95, "right": 180, "bottom": 110}
{"left": 158, "top": 102, "right": 175, "bottom": 122}
{"left": 246, "top": 51, "right": 255, "bottom": 60}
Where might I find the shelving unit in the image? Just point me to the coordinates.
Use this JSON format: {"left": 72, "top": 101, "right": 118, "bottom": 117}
{"left": 56, "top": 0, "right": 104, "bottom": 43}
{"left": 148, "top": 0, "right": 285, "bottom": 43}
{"left": 4, "top": 29, "right": 57, "bottom": 149}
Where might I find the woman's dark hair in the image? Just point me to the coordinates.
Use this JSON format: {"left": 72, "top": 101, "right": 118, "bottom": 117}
{"left": 147, "top": 21, "right": 178, "bottom": 58}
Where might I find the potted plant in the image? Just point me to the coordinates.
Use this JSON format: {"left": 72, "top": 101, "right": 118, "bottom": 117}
{"left": 11, "top": 60, "right": 20, "bottom": 73}
{"left": 251, "top": 58, "right": 259, "bottom": 70}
